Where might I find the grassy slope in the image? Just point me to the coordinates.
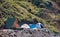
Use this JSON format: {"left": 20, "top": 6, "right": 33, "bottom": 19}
{"left": 0, "top": 0, "right": 60, "bottom": 32}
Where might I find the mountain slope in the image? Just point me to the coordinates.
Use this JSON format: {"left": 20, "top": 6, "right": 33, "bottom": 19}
{"left": 0, "top": 0, "right": 60, "bottom": 32}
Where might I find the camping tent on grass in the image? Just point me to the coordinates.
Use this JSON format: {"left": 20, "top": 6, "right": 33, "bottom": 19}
{"left": 29, "top": 23, "right": 44, "bottom": 30}
{"left": 4, "top": 18, "right": 19, "bottom": 29}
{"left": 20, "top": 24, "right": 30, "bottom": 28}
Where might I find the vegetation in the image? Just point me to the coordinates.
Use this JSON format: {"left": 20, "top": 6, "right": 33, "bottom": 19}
{"left": 0, "top": 0, "right": 60, "bottom": 32}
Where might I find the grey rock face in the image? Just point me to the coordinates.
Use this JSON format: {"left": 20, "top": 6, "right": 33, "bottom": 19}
{"left": 0, "top": 28, "right": 60, "bottom": 37}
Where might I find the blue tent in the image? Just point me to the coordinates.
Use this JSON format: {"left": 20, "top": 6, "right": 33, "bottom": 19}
{"left": 36, "top": 23, "right": 44, "bottom": 28}
{"left": 29, "top": 23, "right": 44, "bottom": 30}
{"left": 29, "top": 24, "right": 37, "bottom": 29}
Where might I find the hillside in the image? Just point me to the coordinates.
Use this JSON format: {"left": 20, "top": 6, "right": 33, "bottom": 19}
{"left": 0, "top": 0, "right": 60, "bottom": 32}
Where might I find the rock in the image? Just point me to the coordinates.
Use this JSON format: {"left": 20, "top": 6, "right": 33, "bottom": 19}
{"left": 0, "top": 28, "right": 60, "bottom": 37}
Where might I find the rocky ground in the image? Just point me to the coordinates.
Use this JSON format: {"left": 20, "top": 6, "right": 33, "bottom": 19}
{"left": 0, "top": 28, "right": 60, "bottom": 37}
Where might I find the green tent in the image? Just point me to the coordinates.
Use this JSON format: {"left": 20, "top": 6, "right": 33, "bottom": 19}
{"left": 5, "top": 18, "right": 15, "bottom": 29}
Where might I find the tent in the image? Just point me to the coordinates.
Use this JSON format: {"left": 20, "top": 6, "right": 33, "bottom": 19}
{"left": 4, "top": 18, "right": 15, "bottom": 29}
{"left": 29, "top": 24, "right": 37, "bottom": 29}
{"left": 29, "top": 23, "right": 44, "bottom": 30}
{"left": 36, "top": 23, "right": 44, "bottom": 28}
{"left": 20, "top": 24, "right": 30, "bottom": 28}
